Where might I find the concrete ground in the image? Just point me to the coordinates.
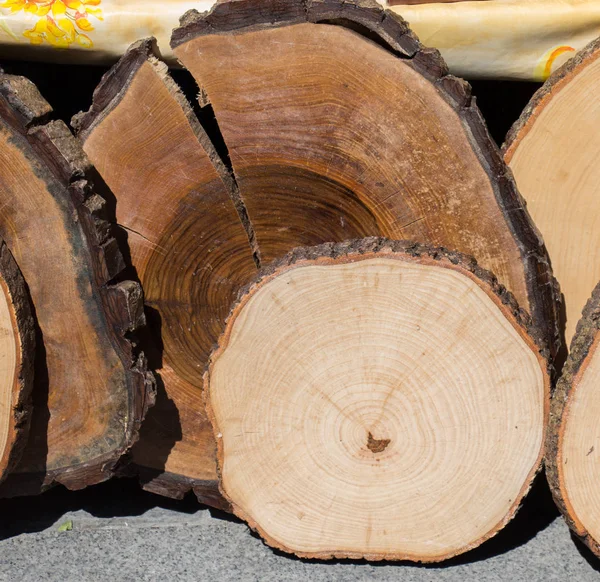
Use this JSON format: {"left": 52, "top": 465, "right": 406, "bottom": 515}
{"left": 0, "top": 477, "right": 598, "bottom": 581}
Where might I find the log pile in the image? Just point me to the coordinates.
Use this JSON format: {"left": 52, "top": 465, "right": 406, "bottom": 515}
{"left": 70, "top": 0, "right": 560, "bottom": 521}
{"left": 1, "top": 0, "right": 600, "bottom": 565}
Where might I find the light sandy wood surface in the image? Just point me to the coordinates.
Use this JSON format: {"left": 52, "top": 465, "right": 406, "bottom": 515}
{"left": 0, "top": 241, "right": 34, "bottom": 483}
{"left": 505, "top": 37, "right": 600, "bottom": 348}
{"left": 547, "top": 282, "right": 600, "bottom": 559}
{"left": 205, "top": 240, "right": 550, "bottom": 561}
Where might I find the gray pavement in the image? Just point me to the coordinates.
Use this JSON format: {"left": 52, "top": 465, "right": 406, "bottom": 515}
{"left": 0, "top": 478, "right": 598, "bottom": 581}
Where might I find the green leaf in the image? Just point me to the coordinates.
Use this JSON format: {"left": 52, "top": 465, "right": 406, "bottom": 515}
{"left": 57, "top": 520, "right": 73, "bottom": 532}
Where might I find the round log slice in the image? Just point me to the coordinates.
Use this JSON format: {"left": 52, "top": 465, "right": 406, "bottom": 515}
{"left": 204, "top": 238, "right": 550, "bottom": 561}
{"left": 504, "top": 36, "right": 600, "bottom": 347}
{"left": 547, "top": 282, "right": 600, "bottom": 558}
{"left": 0, "top": 241, "right": 34, "bottom": 483}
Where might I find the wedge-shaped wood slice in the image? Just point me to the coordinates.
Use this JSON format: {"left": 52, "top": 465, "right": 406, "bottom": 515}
{"left": 0, "top": 74, "right": 155, "bottom": 494}
{"left": 205, "top": 238, "right": 550, "bottom": 561}
{"left": 504, "top": 37, "right": 600, "bottom": 347}
{"left": 547, "top": 283, "right": 600, "bottom": 558}
{"left": 0, "top": 241, "right": 35, "bottom": 483}
{"left": 73, "top": 40, "right": 257, "bottom": 507}
{"left": 172, "top": 0, "right": 560, "bottom": 358}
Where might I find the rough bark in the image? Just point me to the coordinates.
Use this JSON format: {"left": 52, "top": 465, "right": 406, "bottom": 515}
{"left": 73, "top": 39, "right": 257, "bottom": 506}
{"left": 546, "top": 282, "right": 600, "bottom": 558}
{"left": 503, "top": 35, "right": 600, "bottom": 349}
{"left": 0, "top": 73, "right": 155, "bottom": 495}
{"left": 205, "top": 237, "right": 551, "bottom": 561}
{"left": 0, "top": 241, "right": 35, "bottom": 483}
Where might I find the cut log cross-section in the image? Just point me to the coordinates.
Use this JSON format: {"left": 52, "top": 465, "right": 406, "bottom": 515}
{"left": 172, "top": 0, "right": 561, "bottom": 358}
{"left": 205, "top": 239, "right": 551, "bottom": 562}
{"left": 547, "top": 283, "right": 600, "bottom": 558}
{"left": 75, "top": 0, "right": 560, "bottom": 506}
{"left": 0, "top": 74, "right": 154, "bottom": 494}
{"left": 73, "top": 40, "right": 258, "bottom": 505}
{"left": 504, "top": 37, "right": 600, "bottom": 347}
{"left": 0, "top": 241, "right": 34, "bottom": 483}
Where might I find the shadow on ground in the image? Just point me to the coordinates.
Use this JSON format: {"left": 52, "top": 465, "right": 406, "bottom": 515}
{"left": 573, "top": 533, "right": 600, "bottom": 573}
{"left": 0, "top": 470, "right": 560, "bottom": 569}
{"left": 0, "top": 477, "right": 206, "bottom": 541}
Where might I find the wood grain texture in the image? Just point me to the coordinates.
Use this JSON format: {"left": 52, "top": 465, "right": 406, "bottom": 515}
{"left": 205, "top": 238, "right": 551, "bottom": 561}
{"left": 73, "top": 39, "right": 257, "bottom": 505}
{"left": 546, "top": 281, "right": 600, "bottom": 558}
{"left": 0, "top": 241, "right": 35, "bottom": 483}
{"left": 504, "top": 36, "right": 600, "bottom": 348}
{"left": 0, "top": 74, "right": 155, "bottom": 494}
{"left": 172, "top": 0, "right": 561, "bottom": 361}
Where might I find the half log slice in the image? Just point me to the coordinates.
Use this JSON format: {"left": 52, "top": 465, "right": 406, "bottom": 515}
{"left": 504, "top": 36, "right": 600, "bottom": 347}
{"left": 205, "top": 239, "right": 550, "bottom": 561}
{"left": 73, "top": 40, "right": 257, "bottom": 506}
{"left": 0, "top": 241, "right": 34, "bottom": 483}
{"left": 0, "top": 74, "right": 154, "bottom": 494}
{"left": 172, "top": 0, "right": 561, "bottom": 359}
{"left": 547, "top": 282, "right": 600, "bottom": 558}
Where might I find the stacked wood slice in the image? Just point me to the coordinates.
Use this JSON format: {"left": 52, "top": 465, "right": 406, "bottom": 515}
{"left": 505, "top": 36, "right": 600, "bottom": 560}
{"left": 0, "top": 73, "right": 155, "bottom": 495}
{"left": 205, "top": 239, "right": 550, "bottom": 560}
{"left": 72, "top": 41, "right": 258, "bottom": 505}
{"left": 547, "top": 285, "right": 600, "bottom": 559}
{"left": 62, "top": 0, "right": 556, "bottom": 562}
{"left": 504, "top": 37, "right": 600, "bottom": 348}
{"left": 0, "top": 242, "right": 34, "bottom": 483}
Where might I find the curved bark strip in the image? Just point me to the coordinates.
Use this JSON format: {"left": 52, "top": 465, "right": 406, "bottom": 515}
{"left": 73, "top": 39, "right": 258, "bottom": 504}
{"left": 0, "top": 74, "right": 155, "bottom": 494}
{"left": 171, "top": 0, "right": 561, "bottom": 361}
{"left": 0, "top": 241, "right": 35, "bottom": 483}
{"left": 504, "top": 36, "right": 600, "bottom": 348}
{"left": 546, "top": 283, "right": 600, "bottom": 558}
{"left": 205, "top": 238, "right": 551, "bottom": 561}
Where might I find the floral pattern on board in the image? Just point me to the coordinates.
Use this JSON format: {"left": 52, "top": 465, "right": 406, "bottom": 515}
{"left": 0, "top": 0, "right": 103, "bottom": 48}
